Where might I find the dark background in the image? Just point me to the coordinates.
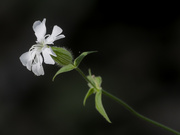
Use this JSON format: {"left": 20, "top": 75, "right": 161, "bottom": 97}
{"left": 0, "top": 0, "right": 180, "bottom": 134}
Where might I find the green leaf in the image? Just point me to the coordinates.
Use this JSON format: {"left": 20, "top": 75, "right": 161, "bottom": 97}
{"left": 95, "top": 91, "right": 111, "bottom": 123}
{"left": 83, "top": 88, "right": 95, "bottom": 106}
{"left": 74, "top": 51, "right": 97, "bottom": 67}
{"left": 52, "top": 64, "right": 75, "bottom": 81}
{"left": 51, "top": 47, "right": 73, "bottom": 66}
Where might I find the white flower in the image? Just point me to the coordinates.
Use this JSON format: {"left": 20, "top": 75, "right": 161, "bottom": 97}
{"left": 20, "top": 18, "right": 65, "bottom": 76}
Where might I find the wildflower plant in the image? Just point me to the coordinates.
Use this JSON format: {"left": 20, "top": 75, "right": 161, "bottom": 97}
{"left": 20, "top": 19, "right": 180, "bottom": 135}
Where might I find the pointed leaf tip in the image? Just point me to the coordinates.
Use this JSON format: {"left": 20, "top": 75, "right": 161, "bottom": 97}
{"left": 83, "top": 88, "right": 95, "bottom": 106}
{"left": 95, "top": 91, "right": 111, "bottom": 123}
{"left": 52, "top": 64, "right": 75, "bottom": 81}
{"left": 74, "top": 51, "right": 97, "bottom": 67}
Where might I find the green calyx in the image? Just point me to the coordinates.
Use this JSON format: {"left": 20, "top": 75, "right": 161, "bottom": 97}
{"left": 51, "top": 46, "right": 73, "bottom": 66}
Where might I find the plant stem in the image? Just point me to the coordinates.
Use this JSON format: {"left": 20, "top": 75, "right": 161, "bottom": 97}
{"left": 75, "top": 67, "right": 180, "bottom": 135}
{"left": 75, "top": 67, "right": 97, "bottom": 88}
{"left": 102, "top": 90, "right": 180, "bottom": 135}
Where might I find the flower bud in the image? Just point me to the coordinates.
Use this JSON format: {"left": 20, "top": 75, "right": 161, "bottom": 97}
{"left": 86, "top": 69, "right": 102, "bottom": 90}
{"left": 51, "top": 46, "right": 73, "bottom": 66}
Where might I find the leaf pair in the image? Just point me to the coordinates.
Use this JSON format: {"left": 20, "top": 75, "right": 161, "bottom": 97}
{"left": 84, "top": 71, "right": 111, "bottom": 123}
{"left": 84, "top": 88, "right": 111, "bottom": 123}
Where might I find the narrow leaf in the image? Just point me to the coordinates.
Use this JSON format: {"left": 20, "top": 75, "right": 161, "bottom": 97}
{"left": 52, "top": 64, "right": 75, "bottom": 81}
{"left": 83, "top": 88, "right": 95, "bottom": 106}
{"left": 74, "top": 51, "right": 97, "bottom": 67}
{"left": 95, "top": 91, "right": 111, "bottom": 123}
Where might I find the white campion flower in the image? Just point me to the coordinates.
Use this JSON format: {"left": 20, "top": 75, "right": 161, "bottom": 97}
{"left": 20, "top": 18, "right": 65, "bottom": 76}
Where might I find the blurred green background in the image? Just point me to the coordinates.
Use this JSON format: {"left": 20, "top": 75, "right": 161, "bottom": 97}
{"left": 0, "top": 0, "right": 180, "bottom": 134}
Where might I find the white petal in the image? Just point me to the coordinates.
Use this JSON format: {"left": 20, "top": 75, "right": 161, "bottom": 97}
{"left": 20, "top": 52, "right": 30, "bottom": 66}
{"left": 26, "top": 60, "right": 32, "bottom": 71}
{"left": 51, "top": 25, "right": 63, "bottom": 36}
{"left": 34, "top": 53, "right": 43, "bottom": 64}
{"left": 33, "top": 18, "right": 46, "bottom": 43}
{"left": 30, "top": 52, "right": 44, "bottom": 76}
{"left": 39, "top": 54, "right": 43, "bottom": 64}
{"left": 42, "top": 47, "right": 56, "bottom": 64}
{"left": 32, "top": 64, "right": 38, "bottom": 75}
{"left": 55, "top": 34, "right": 65, "bottom": 40}
{"left": 45, "top": 25, "right": 64, "bottom": 44}
{"left": 33, "top": 21, "right": 41, "bottom": 31}
{"left": 32, "top": 63, "right": 44, "bottom": 76}
{"left": 28, "top": 50, "right": 39, "bottom": 70}
{"left": 38, "top": 65, "right": 44, "bottom": 75}
{"left": 20, "top": 51, "right": 33, "bottom": 71}
{"left": 48, "top": 47, "right": 57, "bottom": 56}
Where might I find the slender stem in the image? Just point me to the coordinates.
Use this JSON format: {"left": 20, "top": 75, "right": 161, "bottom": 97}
{"left": 102, "top": 90, "right": 180, "bottom": 135}
{"left": 76, "top": 67, "right": 97, "bottom": 88}
{"left": 75, "top": 67, "right": 180, "bottom": 135}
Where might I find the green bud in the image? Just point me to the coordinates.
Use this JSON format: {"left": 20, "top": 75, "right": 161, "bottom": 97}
{"left": 87, "top": 69, "right": 102, "bottom": 90}
{"left": 51, "top": 47, "right": 73, "bottom": 66}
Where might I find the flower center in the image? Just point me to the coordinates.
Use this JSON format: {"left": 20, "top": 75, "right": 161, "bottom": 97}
{"left": 29, "top": 44, "right": 44, "bottom": 52}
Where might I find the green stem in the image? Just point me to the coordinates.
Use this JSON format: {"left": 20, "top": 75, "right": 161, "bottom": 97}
{"left": 75, "top": 67, "right": 97, "bottom": 88}
{"left": 102, "top": 90, "right": 180, "bottom": 135}
{"left": 75, "top": 67, "right": 180, "bottom": 135}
